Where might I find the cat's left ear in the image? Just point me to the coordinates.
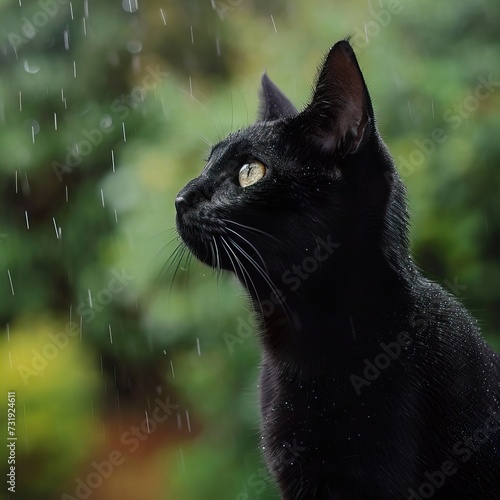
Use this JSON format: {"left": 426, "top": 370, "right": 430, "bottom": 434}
{"left": 305, "top": 40, "right": 373, "bottom": 156}
{"left": 258, "top": 72, "right": 298, "bottom": 121}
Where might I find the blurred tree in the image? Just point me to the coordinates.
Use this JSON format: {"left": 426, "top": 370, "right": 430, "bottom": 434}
{"left": 1, "top": 0, "right": 499, "bottom": 498}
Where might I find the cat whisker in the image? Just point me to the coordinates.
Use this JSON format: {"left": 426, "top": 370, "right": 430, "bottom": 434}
{"left": 212, "top": 236, "right": 223, "bottom": 284}
{"left": 195, "top": 133, "right": 213, "bottom": 148}
{"left": 227, "top": 237, "right": 296, "bottom": 328}
{"left": 220, "top": 236, "right": 266, "bottom": 319}
{"left": 220, "top": 236, "right": 251, "bottom": 290}
{"left": 222, "top": 219, "right": 282, "bottom": 244}
{"left": 156, "top": 241, "right": 186, "bottom": 284}
{"left": 224, "top": 226, "right": 269, "bottom": 273}
{"left": 168, "top": 244, "right": 190, "bottom": 298}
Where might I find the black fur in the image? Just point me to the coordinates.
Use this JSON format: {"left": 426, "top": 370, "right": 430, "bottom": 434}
{"left": 175, "top": 40, "right": 500, "bottom": 499}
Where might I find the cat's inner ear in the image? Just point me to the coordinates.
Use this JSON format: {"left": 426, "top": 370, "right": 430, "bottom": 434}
{"left": 258, "top": 72, "right": 298, "bottom": 122}
{"left": 306, "top": 40, "right": 372, "bottom": 155}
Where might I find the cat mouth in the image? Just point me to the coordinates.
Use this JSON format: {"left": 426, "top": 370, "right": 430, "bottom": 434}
{"left": 175, "top": 211, "right": 225, "bottom": 268}
{"left": 176, "top": 209, "right": 273, "bottom": 280}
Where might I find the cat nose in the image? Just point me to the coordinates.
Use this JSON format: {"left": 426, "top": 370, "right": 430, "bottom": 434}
{"left": 175, "top": 194, "right": 190, "bottom": 215}
{"left": 175, "top": 185, "right": 208, "bottom": 215}
{"left": 175, "top": 194, "right": 194, "bottom": 216}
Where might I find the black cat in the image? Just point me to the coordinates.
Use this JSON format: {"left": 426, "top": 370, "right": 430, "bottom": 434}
{"left": 175, "top": 40, "right": 500, "bottom": 499}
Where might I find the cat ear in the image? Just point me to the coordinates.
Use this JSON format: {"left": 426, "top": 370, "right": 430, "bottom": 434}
{"left": 306, "top": 40, "right": 372, "bottom": 155}
{"left": 258, "top": 72, "right": 298, "bottom": 121}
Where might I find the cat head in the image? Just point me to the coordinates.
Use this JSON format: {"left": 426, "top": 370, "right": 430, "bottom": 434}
{"left": 175, "top": 40, "right": 408, "bottom": 302}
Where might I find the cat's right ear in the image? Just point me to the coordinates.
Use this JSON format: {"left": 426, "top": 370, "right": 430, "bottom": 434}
{"left": 301, "top": 40, "right": 373, "bottom": 156}
{"left": 258, "top": 73, "right": 298, "bottom": 122}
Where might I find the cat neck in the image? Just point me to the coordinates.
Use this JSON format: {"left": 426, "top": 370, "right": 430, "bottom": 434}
{"left": 246, "top": 245, "right": 417, "bottom": 371}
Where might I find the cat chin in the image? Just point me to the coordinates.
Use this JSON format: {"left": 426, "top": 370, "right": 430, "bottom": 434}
{"left": 175, "top": 224, "right": 230, "bottom": 271}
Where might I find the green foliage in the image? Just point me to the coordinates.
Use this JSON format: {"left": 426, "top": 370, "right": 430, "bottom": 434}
{"left": 0, "top": 0, "right": 499, "bottom": 498}
{"left": 0, "top": 318, "right": 99, "bottom": 499}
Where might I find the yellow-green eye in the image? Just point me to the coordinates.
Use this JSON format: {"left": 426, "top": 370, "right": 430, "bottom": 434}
{"left": 238, "top": 161, "right": 267, "bottom": 188}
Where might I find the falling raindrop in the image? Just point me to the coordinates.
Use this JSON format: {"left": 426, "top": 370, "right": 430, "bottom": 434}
{"left": 186, "top": 411, "right": 192, "bottom": 433}
{"left": 122, "top": 122, "right": 126, "bottom": 142}
{"left": 54, "top": 112, "right": 58, "bottom": 130}
{"left": 160, "top": 8, "right": 166, "bottom": 25}
{"left": 196, "top": 337, "right": 201, "bottom": 356}
{"left": 23, "top": 60, "right": 40, "bottom": 74}
{"left": 88, "top": 289, "right": 93, "bottom": 309}
{"left": 23, "top": 172, "right": 31, "bottom": 195}
{"left": 109, "top": 324, "right": 113, "bottom": 344}
{"left": 24, "top": 210, "right": 30, "bottom": 229}
{"left": 26, "top": 119, "right": 40, "bottom": 143}
{"left": 73, "top": 60, "right": 77, "bottom": 78}
{"left": 126, "top": 40, "right": 142, "bottom": 54}
{"left": 122, "top": 0, "right": 138, "bottom": 13}
{"left": 69, "top": 1, "right": 74, "bottom": 20}
{"left": 190, "top": 26, "right": 194, "bottom": 44}
{"left": 82, "top": 17, "right": 87, "bottom": 37}
{"left": 407, "top": 99, "right": 413, "bottom": 121}
{"left": 179, "top": 448, "right": 187, "bottom": 475}
{"left": 111, "top": 149, "right": 115, "bottom": 172}
{"left": 271, "top": 15, "right": 277, "bottom": 33}
{"left": 100, "top": 114, "right": 113, "bottom": 131}
{"left": 52, "top": 217, "right": 61, "bottom": 239}
{"left": 170, "top": 359, "right": 175, "bottom": 378}
{"left": 7, "top": 270, "right": 14, "bottom": 296}
{"left": 63, "top": 29, "right": 69, "bottom": 50}
{"left": 145, "top": 411, "right": 150, "bottom": 433}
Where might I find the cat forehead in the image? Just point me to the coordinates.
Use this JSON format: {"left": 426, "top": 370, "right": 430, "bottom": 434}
{"left": 209, "top": 121, "right": 286, "bottom": 161}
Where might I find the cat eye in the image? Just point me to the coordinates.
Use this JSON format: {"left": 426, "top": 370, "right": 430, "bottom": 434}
{"left": 238, "top": 161, "right": 267, "bottom": 188}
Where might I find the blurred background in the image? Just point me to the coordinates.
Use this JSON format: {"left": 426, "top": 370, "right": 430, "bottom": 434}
{"left": 0, "top": 0, "right": 499, "bottom": 499}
